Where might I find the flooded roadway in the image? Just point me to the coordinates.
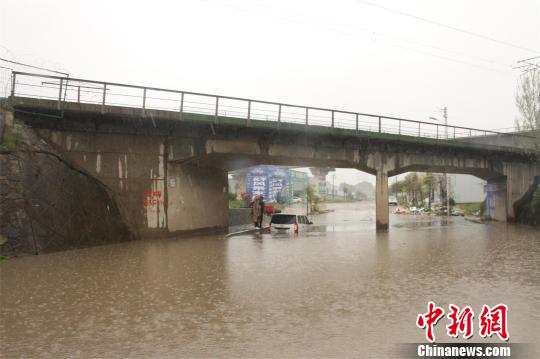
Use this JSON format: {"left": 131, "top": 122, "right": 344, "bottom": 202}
{"left": 1, "top": 202, "right": 539, "bottom": 358}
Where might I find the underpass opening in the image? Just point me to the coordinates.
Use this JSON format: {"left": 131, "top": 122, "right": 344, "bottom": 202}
{"left": 388, "top": 171, "right": 491, "bottom": 219}
{"left": 226, "top": 164, "right": 376, "bottom": 230}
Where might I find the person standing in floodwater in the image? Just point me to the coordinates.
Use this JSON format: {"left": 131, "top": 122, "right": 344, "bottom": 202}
{"left": 252, "top": 195, "right": 260, "bottom": 227}
{"left": 257, "top": 196, "right": 265, "bottom": 228}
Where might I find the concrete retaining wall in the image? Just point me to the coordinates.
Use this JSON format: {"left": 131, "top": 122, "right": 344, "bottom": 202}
{"left": 228, "top": 208, "right": 252, "bottom": 227}
{"left": 0, "top": 117, "right": 136, "bottom": 255}
{"left": 30, "top": 128, "right": 229, "bottom": 238}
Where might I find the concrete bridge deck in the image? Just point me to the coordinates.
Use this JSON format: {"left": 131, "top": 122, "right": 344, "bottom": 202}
{"left": 9, "top": 95, "right": 539, "bottom": 157}
{"left": 8, "top": 71, "right": 538, "bottom": 153}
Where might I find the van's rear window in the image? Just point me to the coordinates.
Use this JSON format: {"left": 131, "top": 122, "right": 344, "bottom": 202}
{"left": 270, "top": 214, "right": 296, "bottom": 224}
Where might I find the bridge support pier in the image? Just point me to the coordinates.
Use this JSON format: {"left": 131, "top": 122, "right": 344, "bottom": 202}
{"left": 166, "top": 164, "right": 229, "bottom": 232}
{"left": 505, "top": 164, "right": 539, "bottom": 221}
{"left": 375, "top": 170, "right": 389, "bottom": 231}
{"left": 485, "top": 177, "right": 507, "bottom": 222}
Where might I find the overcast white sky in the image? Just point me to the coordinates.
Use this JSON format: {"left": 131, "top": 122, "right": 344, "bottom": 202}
{"left": 1, "top": 0, "right": 539, "bottom": 184}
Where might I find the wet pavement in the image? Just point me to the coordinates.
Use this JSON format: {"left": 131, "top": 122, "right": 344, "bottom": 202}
{"left": 1, "top": 202, "right": 539, "bottom": 358}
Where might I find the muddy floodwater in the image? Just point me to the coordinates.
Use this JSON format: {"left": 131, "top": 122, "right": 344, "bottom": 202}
{"left": 1, "top": 202, "right": 539, "bottom": 358}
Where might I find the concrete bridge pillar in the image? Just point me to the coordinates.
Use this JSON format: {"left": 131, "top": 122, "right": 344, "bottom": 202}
{"left": 375, "top": 169, "right": 389, "bottom": 231}
{"left": 504, "top": 163, "right": 540, "bottom": 221}
{"left": 166, "top": 164, "right": 229, "bottom": 232}
{"left": 485, "top": 177, "right": 507, "bottom": 222}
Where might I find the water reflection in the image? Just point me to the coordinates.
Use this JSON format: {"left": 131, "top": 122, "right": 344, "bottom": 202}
{"left": 1, "top": 202, "right": 538, "bottom": 358}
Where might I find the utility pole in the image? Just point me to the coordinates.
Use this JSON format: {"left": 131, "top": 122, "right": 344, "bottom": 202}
{"left": 429, "top": 107, "right": 450, "bottom": 216}
{"left": 306, "top": 185, "right": 309, "bottom": 216}
{"left": 443, "top": 107, "right": 450, "bottom": 216}
{"left": 394, "top": 176, "right": 398, "bottom": 202}
{"left": 332, "top": 173, "right": 335, "bottom": 200}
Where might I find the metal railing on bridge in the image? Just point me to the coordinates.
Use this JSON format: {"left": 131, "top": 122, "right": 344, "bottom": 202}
{"left": 8, "top": 71, "right": 536, "bottom": 146}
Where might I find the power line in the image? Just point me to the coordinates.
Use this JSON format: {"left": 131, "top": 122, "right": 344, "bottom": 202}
{"left": 521, "top": 65, "right": 540, "bottom": 74}
{"left": 514, "top": 56, "right": 540, "bottom": 73}
{"left": 0, "top": 57, "right": 69, "bottom": 76}
{"left": 203, "top": 0, "right": 512, "bottom": 74}
{"left": 354, "top": 0, "right": 540, "bottom": 54}
{"left": 235, "top": 0, "right": 511, "bottom": 68}
{"left": 517, "top": 55, "right": 540, "bottom": 63}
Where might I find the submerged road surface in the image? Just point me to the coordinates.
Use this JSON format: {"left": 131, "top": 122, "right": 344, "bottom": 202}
{"left": 1, "top": 202, "right": 539, "bottom": 358}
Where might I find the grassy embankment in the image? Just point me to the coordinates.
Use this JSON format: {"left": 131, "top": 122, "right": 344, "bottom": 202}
{"left": 457, "top": 202, "right": 484, "bottom": 216}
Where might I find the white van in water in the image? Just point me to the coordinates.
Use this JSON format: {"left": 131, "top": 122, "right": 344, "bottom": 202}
{"left": 270, "top": 213, "right": 312, "bottom": 234}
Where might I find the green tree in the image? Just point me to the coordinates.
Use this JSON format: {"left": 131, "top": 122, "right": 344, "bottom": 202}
{"left": 423, "top": 173, "right": 436, "bottom": 210}
{"left": 391, "top": 179, "right": 407, "bottom": 204}
{"left": 404, "top": 173, "right": 422, "bottom": 205}
{"left": 355, "top": 190, "right": 367, "bottom": 201}
{"left": 305, "top": 185, "right": 319, "bottom": 214}
{"left": 343, "top": 186, "right": 350, "bottom": 201}
{"left": 390, "top": 180, "right": 400, "bottom": 196}
{"left": 515, "top": 68, "right": 539, "bottom": 131}
{"left": 339, "top": 182, "right": 353, "bottom": 201}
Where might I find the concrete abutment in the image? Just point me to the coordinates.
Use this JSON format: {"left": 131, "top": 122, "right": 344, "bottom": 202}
{"left": 14, "top": 125, "right": 230, "bottom": 242}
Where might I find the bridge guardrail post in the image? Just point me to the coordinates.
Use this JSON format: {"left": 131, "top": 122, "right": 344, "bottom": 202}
{"left": 378, "top": 116, "right": 381, "bottom": 133}
{"left": 57, "top": 78, "right": 63, "bottom": 110}
{"left": 436, "top": 124, "right": 439, "bottom": 139}
{"left": 398, "top": 119, "right": 401, "bottom": 135}
{"left": 142, "top": 88, "right": 147, "bottom": 116}
{"left": 331, "top": 110, "right": 334, "bottom": 128}
{"left": 247, "top": 100, "right": 251, "bottom": 126}
{"left": 215, "top": 96, "right": 219, "bottom": 124}
{"left": 418, "top": 122, "right": 421, "bottom": 137}
{"left": 179, "top": 92, "right": 184, "bottom": 120}
{"left": 10, "top": 73, "right": 16, "bottom": 97}
{"left": 453, "top": 127, "right": 456, "bottom": 139}
{"left": 305, "top": 108, "right": 309, "bottom": 127}
{"left": 356, "top": 114, "right": 359, "bottom": 133}
{"left": 277, "top": 104, "right": 281, "bottom": 129}
{"left": 101, "top": 83, "right": 107, "bottom": 114}
{"left": 142, "top": 88, "right": 146, "bottom": 109}
{"left": 77, "top": 86, "right": 81, "bottom": 103}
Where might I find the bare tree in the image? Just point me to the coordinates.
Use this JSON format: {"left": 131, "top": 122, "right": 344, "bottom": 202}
{"left": 515, "top": 68, "right": 540, "bottom": 131}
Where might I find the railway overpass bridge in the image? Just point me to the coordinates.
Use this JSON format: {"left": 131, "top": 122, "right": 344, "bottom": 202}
{"left": 3, "top": 71, "right": 539, "bottom": 239}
